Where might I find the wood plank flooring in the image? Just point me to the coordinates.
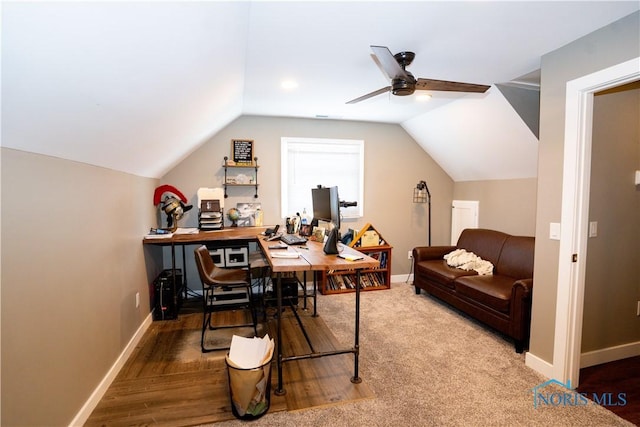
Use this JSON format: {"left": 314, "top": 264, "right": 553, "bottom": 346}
{"left": 577, "top": 356, "right": 640, "bottom": 426}
{"left": 85, "top": 300, "right": 373, "bottom": 426}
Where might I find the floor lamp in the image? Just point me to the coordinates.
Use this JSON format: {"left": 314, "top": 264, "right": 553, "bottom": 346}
{"left": 413, "top": 180, "right": 431, "bottom": 246}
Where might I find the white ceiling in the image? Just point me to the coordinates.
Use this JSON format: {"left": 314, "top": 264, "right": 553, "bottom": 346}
{"left": 2, "top": 1, "right": 638, "bottom": 180}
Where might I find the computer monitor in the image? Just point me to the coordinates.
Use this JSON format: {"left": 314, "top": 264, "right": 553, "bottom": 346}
{"left": 311, "top": 186, "right": 340, "bottom": 230}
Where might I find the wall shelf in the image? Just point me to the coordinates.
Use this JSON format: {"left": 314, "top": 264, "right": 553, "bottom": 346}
{"left": 223, "top": 156, "right": 259, "bottom": 198}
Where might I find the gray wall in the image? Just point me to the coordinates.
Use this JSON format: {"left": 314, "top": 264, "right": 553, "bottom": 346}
{"left": 1, "top": 148, "right": 161, "bottom": 426}
{"left": 453, "top": 178, "right": 537, "bottom": 237}
{"left": 530, "top": 11, "right": 640, "bottom": 363}
{"left": 582, "top": 84, "right": 640, "bottom": 352}
{"left": 161, "top": 115, "right": 455, "bottom": 286}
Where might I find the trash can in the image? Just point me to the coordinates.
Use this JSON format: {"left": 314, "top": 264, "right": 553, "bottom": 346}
{"left": 225, "top": 353, "right": 273, "bottom": 420}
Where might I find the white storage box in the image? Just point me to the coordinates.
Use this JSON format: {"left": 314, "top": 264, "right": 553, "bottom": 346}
{"left": 208, "top": 248, "right": 226, "bottom": 267}
{"left": 225, "top": 247, "right": 249, "bottom": 267}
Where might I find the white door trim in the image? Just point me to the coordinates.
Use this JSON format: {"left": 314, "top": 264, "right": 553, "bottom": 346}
{"left": 554, "top": 57, "right": 640, "bottom": 386}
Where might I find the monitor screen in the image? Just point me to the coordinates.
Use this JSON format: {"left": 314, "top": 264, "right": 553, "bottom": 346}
{"left": 311, "top": 186, "right": 340, "bottom": 230}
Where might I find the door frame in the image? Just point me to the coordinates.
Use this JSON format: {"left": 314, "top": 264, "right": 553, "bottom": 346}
{"left": 554, "top": 57, "right": 640, "bottom": 386}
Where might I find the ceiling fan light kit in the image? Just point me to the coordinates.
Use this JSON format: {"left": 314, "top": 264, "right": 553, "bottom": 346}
{"left": 347, "top": 45, "right": 490, "bottom": 104}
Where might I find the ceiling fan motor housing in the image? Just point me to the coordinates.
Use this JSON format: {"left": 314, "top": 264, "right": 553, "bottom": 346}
{"left": 392, "top": 73, "right": 416, "bottom": 96}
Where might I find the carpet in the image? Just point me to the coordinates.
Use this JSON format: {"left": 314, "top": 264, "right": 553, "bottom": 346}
{"left": 207, "top": 283, "right": 635, "bottom": 426}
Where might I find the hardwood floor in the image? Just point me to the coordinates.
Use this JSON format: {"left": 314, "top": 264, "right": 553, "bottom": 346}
{"left": 85, "top": 300, "right": 373, "bottom": 426}
{"left": 578, "top": 356, "right": 640, "bottom": 426}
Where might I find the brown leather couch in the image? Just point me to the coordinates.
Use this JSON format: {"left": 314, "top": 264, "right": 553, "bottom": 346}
{"left": 413, "top": 228, "right": 534, "bottom": 353}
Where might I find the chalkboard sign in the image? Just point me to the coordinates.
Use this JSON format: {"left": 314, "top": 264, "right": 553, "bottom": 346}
{"left": 231, "top": 139, "right": 254, "bottom": 165}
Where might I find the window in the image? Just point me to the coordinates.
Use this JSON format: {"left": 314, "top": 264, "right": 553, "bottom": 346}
{"left": 281, "top": 137, "right": 364, "bottom": 221}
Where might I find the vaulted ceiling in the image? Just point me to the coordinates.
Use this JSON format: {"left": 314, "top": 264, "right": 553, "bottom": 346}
{"left": 2, "top": 1, "right": 638, "bottom": 180}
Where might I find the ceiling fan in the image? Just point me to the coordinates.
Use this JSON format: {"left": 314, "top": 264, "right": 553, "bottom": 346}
{"left": 346, "top": 45, "right": 491, "bottom": 104}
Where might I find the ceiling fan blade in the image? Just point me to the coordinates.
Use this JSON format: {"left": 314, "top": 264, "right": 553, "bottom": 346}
{"left": 371, "top": 45, "right": 408, "bottom": 80}
{"left": 415, "top": 78, "right": 490, "bottom": 93}
{"left": 346, "top": 86, "right": 391, "bottom": 104}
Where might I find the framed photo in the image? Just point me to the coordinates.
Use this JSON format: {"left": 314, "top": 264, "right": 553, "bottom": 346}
{"left": 231, "top": 139, "right": 254, "bottom": 165}
{"left": 299, "top": 224, "right": 313, "bottom": 237}
{"left": 236, "top": 203, "right": 262, "bottom": 227}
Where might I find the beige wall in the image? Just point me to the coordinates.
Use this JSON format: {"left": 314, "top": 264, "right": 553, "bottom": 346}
{"left": 161, "top": 115, "right": 454, "bottom": 285}
{"left": 1, "top": 148, "right": 161, "bottom": 425}
{"left": 582, "top": 84, "right": 640, "bottom": 352}
{"left": 453, "top": 178, "right": 537, "bottom": 237}
{"left": 530, "top": 11, "right": 640, "bottom": 363}
{"left": 3, "top": 12, "right": 637, "bottom": 424}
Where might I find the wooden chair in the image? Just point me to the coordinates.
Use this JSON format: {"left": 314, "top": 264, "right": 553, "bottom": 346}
{"left": 194, "top": 245, "right": 257, "bottom": 352}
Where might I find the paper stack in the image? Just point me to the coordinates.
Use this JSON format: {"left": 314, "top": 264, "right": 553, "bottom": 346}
{"left": 228, "top": 334, "right": 274, "bottom": 369}
{"left": 270, "top": 251, "right": 300, "bottom": 259}
{"left": 226, "top": 334, "right": 275, "bottom": 418}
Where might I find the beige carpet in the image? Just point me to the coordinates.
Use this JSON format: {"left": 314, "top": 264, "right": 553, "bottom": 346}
{"left": 206, "top": 283, "right": 634, "bottom": 427}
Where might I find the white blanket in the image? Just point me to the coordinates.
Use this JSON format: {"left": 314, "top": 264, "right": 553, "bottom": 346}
{"left": 444, "top": 249, "right": 494, "bottom": 276}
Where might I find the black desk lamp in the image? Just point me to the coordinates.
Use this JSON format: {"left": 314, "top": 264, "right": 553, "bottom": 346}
{"left": 413, "top": 180, "right": 431, "bottom": 246}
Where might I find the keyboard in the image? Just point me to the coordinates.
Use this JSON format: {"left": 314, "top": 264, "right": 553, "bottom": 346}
{"left": 280, "top": 234, "right": 308, "bottom": 245}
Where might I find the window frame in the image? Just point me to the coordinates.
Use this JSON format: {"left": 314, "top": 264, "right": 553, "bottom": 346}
{"left": 280, "top": 137, "right": 364, "bottom": 221}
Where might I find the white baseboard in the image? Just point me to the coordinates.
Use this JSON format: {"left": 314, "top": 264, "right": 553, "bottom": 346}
{"left": 525, "top": 351, "right": 555, "bottom": 380}
{"left": 391, "top": 273, "right": 413, "bottom": 284}
{"left": 69, "top": 312, "right": 153, "bottom": 426}
{"left": 580, "top": 341, "right": 640, "bottom": 368}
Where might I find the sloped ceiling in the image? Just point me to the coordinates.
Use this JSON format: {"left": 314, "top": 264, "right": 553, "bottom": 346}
{"left": 2, "top": 1, "right": 638, "bottom": 180}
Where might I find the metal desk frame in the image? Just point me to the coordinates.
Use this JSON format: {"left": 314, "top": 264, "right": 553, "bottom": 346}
{"left": 256, "top": 238, "right": 379, "bottom": 395}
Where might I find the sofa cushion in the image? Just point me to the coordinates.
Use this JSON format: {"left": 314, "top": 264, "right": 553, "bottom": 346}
{"left": 457, "top": 228, "right": 508, "bottom": 267}
{"left": 416, "top": 259, "right": 477, "bottom": 289}
{"left": 454, "top": 275, "right": 514, "bottom": 313}
{"left": 496, "top": 236, "right": 535, "bottom": 278}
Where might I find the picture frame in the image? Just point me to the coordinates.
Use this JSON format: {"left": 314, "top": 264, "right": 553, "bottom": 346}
{"left": 236, "top": 203, "right": 262, "bottom": 227}
{"left": 231, "top": 139, "right": 254, "bottom": 165}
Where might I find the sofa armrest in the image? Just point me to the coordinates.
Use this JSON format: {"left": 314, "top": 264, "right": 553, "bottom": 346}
{"left": 413, "top": 246, "right": 456, "bottom": 262}
{"left": 512, "top": 278, "right": 533, "bottom": 297}
{"left": 509, "top": 278, "right": 533, "bottom": 342}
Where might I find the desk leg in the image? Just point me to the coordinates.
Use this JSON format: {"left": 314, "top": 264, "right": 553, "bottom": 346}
{"left": 171, "top": 243, "right": 178, "bottom": 320}
{"left": 274, "top": 272, "right": 286, "bottom": 396}
{"left": 302, "top": 271, "right": 308, "bottom": 311}
{"left": 312, "top": 271, "right": 318, "bottom": 317}
{"left": 181, "top": 245, "right": 187, "bottom": 300}
{"left": 351, "top": 269, "right": 362, "bottom": 384}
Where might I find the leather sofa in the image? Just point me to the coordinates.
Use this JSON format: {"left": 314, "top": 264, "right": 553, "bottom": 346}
{"left": 412, "top": 228, "right": 535, "bottom": 353}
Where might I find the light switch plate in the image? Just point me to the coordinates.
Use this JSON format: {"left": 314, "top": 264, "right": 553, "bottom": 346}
{"left": 549, "top": 222, "right": 561, "bottom": 240}
{"left": 589, "top": 221, "right": 598, "bottom": 238}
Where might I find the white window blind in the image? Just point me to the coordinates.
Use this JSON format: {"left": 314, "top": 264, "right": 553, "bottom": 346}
{"left": 281, "top": 137, "right": 364, "bottom": 221}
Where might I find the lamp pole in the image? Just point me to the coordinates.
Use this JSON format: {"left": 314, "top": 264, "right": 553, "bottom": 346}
{"left": 425, "top": 183, "right": 431, "bottom": 246}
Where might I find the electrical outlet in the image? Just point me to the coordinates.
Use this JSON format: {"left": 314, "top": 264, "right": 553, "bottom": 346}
{"left": 407, "top": 250, "right": 413, "bottom": 260}
{"left": 136, "top": 292, "right": 140, "bottom": 308}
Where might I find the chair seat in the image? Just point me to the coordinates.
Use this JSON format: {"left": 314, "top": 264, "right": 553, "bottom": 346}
{"left": 210, "top": 267, "right": 250, "bottom": 285}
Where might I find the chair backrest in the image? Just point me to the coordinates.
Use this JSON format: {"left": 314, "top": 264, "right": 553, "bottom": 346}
{"left": 194, "top": 245, "right": 215, "bottom": 287}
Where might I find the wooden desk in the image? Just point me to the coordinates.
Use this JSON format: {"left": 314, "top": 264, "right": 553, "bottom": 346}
{"left": 143, "top": 227, "right": 270, "bottom": 310}
{"left": 257, "top": 238, "right": 379, "bottom": 395}
{"left": 142, "top": 226, "right": 269, "bottom": 246}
